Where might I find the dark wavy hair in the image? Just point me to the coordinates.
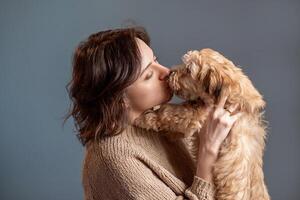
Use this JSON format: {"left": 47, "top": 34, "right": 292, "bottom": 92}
{"left": 63, "top": 26, "right": 151, "bottom": 146}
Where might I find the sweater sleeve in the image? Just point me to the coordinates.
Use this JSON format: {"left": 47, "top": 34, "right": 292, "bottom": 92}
{"left": 84, "top": 150, "right": 215, "bottom": 200}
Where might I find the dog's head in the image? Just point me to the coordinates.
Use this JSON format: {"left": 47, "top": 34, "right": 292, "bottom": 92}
{"left": 167, "top": 48, "right": 266, "bottom": 113}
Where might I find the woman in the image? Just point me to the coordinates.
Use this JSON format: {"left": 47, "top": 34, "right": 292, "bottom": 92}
{"left": 65, "top": 26, "right": 242, "bottom": 200}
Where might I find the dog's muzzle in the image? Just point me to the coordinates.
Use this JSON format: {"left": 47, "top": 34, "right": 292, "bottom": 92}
{"left": 167, "top": 70, "right": 176, "bottom": 81}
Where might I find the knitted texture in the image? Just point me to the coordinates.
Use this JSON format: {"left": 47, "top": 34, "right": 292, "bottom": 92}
{"left": 82, "top": 124, "right": 215, "bottom": 200}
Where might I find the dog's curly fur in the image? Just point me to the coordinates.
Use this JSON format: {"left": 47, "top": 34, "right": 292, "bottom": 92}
{"left": 133, "top": 48, "right": 270, "bottom": 200}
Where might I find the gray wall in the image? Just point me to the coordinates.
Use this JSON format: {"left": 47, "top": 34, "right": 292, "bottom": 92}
{"left": 1, "top": 0, "right": 299, "bottom": 199}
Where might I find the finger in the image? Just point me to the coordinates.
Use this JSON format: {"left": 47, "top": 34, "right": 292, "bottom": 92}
{"left": 230, "top": 112, "right": 243, "bottom": 123}
{"left": 206, "top": 105, "right": 215, "bottom": 115}
{"left": 217, "top": 94, "right": 228, "bottom": 108}
{"left": 227, "top": 103, "right": 239, "bottom": 113}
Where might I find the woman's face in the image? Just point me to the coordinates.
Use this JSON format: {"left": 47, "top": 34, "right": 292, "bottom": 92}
{"left": 125, "top": 38, "right": 173, "bottom": 123}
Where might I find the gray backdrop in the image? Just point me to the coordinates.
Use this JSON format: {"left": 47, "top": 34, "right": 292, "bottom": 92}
{"left": 1, "top": 0, "right": 299, "bottom": 199}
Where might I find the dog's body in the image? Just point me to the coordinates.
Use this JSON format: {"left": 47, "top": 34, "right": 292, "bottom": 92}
{"left": 133, "top": 48, "right": 270, "bottom": 200}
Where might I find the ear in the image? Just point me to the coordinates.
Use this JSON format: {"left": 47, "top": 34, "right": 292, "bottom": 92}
{"left": 202, "top": 69, "right": 218, "bottom": 96}
{"left": 123, "top": 92, "right": 131, "bottom": 109}
{"left": 124, "top": 100, "right": 130, "bottom": 109}
{"left": 202, "top": 68, "right": 231, "bottom": 100}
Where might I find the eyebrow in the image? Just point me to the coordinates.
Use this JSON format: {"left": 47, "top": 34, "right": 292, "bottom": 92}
{"left": 140, "top": 55, "right": 156, "bottom": 77}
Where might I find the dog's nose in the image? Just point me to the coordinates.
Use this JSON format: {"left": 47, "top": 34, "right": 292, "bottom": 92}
{"left": 166, "top": 70, "right": 175, "bottom": 81}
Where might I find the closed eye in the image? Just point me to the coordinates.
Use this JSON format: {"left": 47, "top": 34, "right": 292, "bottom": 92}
{"left": 144, "top": 56, "right": 158, "bottom": 80}
{"left": 145, "top": 70, "right": 153, "bottom": 80}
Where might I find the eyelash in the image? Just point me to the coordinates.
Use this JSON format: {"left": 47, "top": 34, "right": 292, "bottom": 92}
{"left": 145, "top": 71, "right": 153, "bottom": 80}
{"left": 145, "top": 57, "right": 159, "bottom": 80}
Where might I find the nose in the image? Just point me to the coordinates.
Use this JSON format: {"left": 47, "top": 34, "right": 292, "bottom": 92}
{"left": 158, "top": 66, "right": 171, "bottom": 81}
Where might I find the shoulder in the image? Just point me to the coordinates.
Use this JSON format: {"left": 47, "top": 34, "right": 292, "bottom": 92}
{"left": 81, "top": 135, "right": 183, "bottom": 200}
{"left": 81, "top": 134, "right": 137, "bottom": 195}
{"left": 81, "top": 136, "right": 128, "bottom": 199}
{"left": 83, "top": 133, "right": 134, "bottom": 166}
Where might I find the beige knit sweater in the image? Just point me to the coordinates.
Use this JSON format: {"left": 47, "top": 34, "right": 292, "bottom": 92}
{"left": 82, "top": 124, "right": 215, "bottom": 200}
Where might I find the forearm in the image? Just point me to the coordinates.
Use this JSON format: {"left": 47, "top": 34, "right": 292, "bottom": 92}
{"left": 195, "top": 145, "right": 218, "bottom": 183}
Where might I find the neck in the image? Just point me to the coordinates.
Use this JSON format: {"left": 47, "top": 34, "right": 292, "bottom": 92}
{"left": 128, "top": 110, "right": 142, "bottom": 125}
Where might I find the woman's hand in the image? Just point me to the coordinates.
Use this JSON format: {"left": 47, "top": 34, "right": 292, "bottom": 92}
{"left": 195, "top": 94, "right": 243, "bottom": 182}
{"left": 199, "top": 94, "right": 243, "bottom": 157}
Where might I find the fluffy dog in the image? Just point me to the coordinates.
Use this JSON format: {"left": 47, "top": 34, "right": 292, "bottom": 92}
{"left": 133, "top": 48, "right": 270, "bottom": 200}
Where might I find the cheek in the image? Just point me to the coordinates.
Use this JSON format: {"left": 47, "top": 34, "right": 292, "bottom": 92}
{"left": 127, "top": 81, "right": 169, "bottom": 110}
{"left": 138, "top": 82, "right": 165, "bottom": 103}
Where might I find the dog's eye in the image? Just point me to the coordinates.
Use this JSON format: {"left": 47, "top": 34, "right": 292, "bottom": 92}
{"left": 186, "top": 67, "right": 191, "bottom": 73}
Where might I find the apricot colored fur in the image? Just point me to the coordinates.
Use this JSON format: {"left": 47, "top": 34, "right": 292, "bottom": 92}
{"left": 133, "top": 48, "right": 270, "bottom": 200}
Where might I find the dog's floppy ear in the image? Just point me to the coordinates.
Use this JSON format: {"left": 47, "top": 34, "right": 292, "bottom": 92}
{"left": 203, "top": 68, "right": 221, "bottom": 98}
{"left": 202, "top": 67, "right": 232, "bottom": 101}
